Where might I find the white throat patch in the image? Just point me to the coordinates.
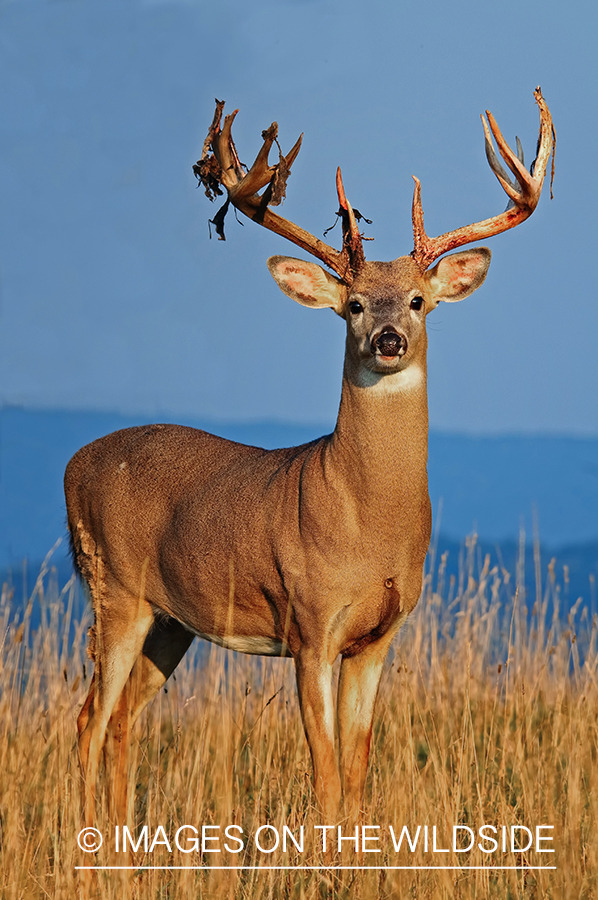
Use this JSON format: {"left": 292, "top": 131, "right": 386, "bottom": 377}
{"left": 355, "top": 364, "right": 425, "bottom": 394}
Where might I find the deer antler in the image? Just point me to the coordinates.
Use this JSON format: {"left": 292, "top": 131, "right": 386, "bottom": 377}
{"left": 411, "top": 87, "right": 555, "bottom": 271}
{"left": 194, "top": 101, "right": 366, "bottom": 283}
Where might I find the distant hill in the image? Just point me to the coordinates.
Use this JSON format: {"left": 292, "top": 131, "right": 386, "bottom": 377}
{"left": 0, "top": 407, "right": 596, "bottom": 607}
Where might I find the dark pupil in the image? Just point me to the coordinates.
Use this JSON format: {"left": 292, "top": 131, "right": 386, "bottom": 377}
{"left": 349, "top": 301, "right": 363, "bottom": 314}
{"left": 410, "top": 296, "right": 424, "bottom": 310}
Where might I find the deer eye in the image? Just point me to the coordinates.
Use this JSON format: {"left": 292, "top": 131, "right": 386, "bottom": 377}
{"left": 410, "top": 296, "right": 424, "bottom": 311}
{"left": 348, "top": 301, "right": 363, "bottom": 315}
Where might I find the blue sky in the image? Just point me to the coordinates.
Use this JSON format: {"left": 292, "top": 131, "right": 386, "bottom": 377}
{"left": 1, "top": 0, "right": 596, "bottom": 434}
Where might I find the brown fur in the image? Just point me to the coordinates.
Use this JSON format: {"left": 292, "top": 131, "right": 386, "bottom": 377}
{"left": 66, "top": 250, "right": 490, "bottom": 828}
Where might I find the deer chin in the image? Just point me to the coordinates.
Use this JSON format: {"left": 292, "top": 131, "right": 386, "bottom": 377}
{"left": 373, "top": 354, "right": 405, "bottom": 370}
{"left": 369, "top": 352, "right": 408, "bottom": 375}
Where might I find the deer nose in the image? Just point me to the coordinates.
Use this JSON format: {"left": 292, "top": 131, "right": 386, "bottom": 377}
{"left": 372, "top": 328, "right": 407, "bottom": 358}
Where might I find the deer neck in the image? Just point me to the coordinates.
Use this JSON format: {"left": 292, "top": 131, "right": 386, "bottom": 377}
{"left": 326, "top": 347, "right": 430, "bottom": 507}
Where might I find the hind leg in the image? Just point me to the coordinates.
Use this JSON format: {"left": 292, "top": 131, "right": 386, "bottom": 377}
{"left": 104, "top": 617, "right": 195, "bottom": 822}
{"left": 78, "top": 673, "right": 129, "bottom": 823}
{"left": 77, "top": 582, "right": 155, "bottom": 829}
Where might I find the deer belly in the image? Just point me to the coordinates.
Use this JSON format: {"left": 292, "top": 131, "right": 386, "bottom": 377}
{"left": 186, "top": 629, "right": 291, "bottom": 657}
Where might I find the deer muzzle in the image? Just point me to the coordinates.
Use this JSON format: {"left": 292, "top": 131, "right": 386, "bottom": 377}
{"left": 371, "top": 328, "right": 407, "bottom": 359}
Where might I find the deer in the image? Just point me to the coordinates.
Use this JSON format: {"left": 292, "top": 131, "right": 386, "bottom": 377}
{"left": 66, "top": 89, "right": 554, "bottom": 831}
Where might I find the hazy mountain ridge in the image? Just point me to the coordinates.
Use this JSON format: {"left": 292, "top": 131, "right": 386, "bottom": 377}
{"left": 1, "top": 407, "right": 596, "bottom": 606}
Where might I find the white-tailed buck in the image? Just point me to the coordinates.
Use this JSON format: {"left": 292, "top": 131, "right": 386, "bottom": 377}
{"left": 66, "top": 89, "right": 554, "bottom": 828}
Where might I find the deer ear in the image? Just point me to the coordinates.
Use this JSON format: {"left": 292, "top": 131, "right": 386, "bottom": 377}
{"left": 267, "top": 256, "right": 347, "bottom": 315}
{"left": 425, "top": 248, "right": 491, "bottom": 304}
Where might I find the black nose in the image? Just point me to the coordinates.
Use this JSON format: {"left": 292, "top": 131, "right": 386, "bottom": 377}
{"left": 372, "top": 329, "right": 407, "bottom": 358}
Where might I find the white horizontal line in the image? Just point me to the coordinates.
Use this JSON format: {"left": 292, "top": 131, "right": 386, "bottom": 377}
{"left": 76, "top": 865, "right": 557, "bottom": 871}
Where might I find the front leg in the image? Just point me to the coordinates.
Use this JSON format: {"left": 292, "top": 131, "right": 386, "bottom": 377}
{"left": 337, "top": 635, "right": 393, "bottom": 822}
{"left": 294, "top": 646, "right": 341, "bottom": 824}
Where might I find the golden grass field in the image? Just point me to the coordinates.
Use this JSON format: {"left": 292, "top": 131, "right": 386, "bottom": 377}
{"left": 1, "top": 536, "right": 596, "bottom": 899}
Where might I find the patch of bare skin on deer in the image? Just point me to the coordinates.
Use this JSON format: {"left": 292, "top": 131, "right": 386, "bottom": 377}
{"left": 385, "top": 578, "right": 403, "bottom": 613}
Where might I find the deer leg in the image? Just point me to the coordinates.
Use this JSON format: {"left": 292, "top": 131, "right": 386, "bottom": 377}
{"left": 128, "top": 617, "right": 195, "bottom": 727}
{"left": 103, "top": 617, "right": 195, "bottom": 822}
{"left": 77, "top": 588, "right": 155, "bottom": 828}
{"left": 78, "top": 673, "right": 135, "bottom": 824}
{"left": 102, "top": 681, "right": 133, "bottom": 824}
{"left": 294, "top": 647, "right": 340, "bottom": 824}
{"left": 77, "top": 673, "right": 96, "bottom": 737}
{"left": 337, "top": 638, "right": 391, "bottom": 822}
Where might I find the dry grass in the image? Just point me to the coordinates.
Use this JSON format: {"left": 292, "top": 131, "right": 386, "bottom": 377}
{"left": 1, "top": 537, "right": 597, "bottom": 899}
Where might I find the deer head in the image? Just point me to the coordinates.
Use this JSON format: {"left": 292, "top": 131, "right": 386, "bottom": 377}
{"left": 194, "top": 90, "right": 554, "bottom": 385}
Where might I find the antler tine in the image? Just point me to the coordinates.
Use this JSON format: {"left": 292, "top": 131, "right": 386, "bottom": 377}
{"left": 530, "top": 86, "right": 556, "bottom": 196}
{"left": 336, "top": 167, "right": 366, "bottom": 274}
{"left": 411, "top": 88, "right": 555, "bottom": 271}
{"left": 195, "top": 100, "right": 357, "bottom": 283}
{"left": 483, "top": 110, "right": 531, "bottom": 200}
{"left": 482, "top": 116, "right": 523, "bottom": 207}
{"left": 215, "top": 109, "right": 245, "bottom": 190}
{"left": 230, "top": 121, "right": 281, "bottom": 201}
